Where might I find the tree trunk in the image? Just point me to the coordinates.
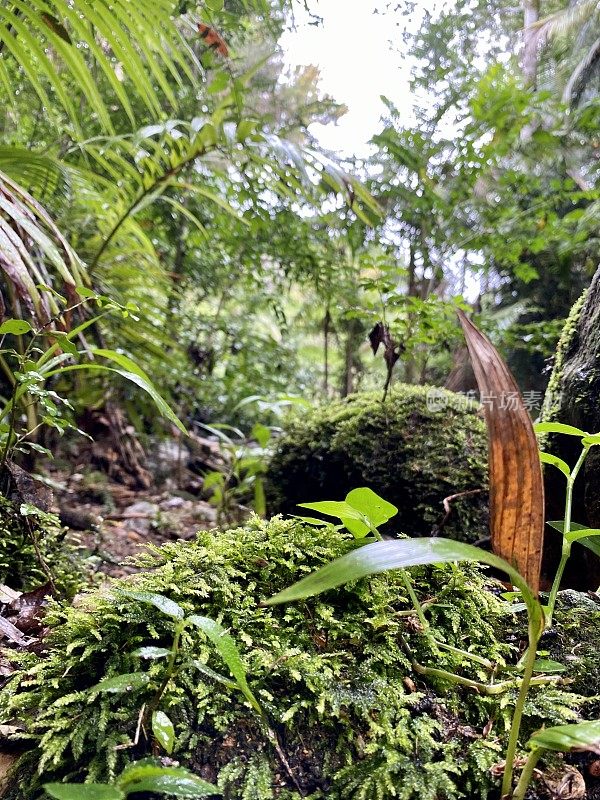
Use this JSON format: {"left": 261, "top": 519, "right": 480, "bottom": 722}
{"left": 541, "top": 265, "right": 600, "bottom": 588}
{"left": 522, "top": 0, "right": 540, "bottom": 87}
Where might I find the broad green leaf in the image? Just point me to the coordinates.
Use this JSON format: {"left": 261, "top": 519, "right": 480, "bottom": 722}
{"left": 298, "top": 500, "right": 370, "bottom": 538}
{"left": 0, "top": 319, "right": 32, "bottom": 335}
{"left": 133, "top": 646, "right": 171, "bottom": 659}
{"left": 532, "top": 659, "right": 567, "bottom": 674}
{"left": 187, "top": 615, "right": 262, "bottom": 714}
{"left": 546, "top": 521, "right": 588, "bottom": 533}
{"left": 119, "top": 590, "right": 185, "bottom": 620}
{"left": 205, "top": 0, "right": 225, "bottom": 9}
{"left": 91, "top": 672, "right": 150, "bottom": 694}
{"left": 529, "top": 720, "right": 600, "bottom": 754}
{"left": 547, "top": 521, "right": 600, "bottom": 557}
{"left": 44, "top": 785, "right": 123, "bottom": 800}
{"left": 119, "top": 759, "right": 219, "bottom": 797}
{"left": 346, "top": 488, "right": 398, "bottom": 527}
{"left": 539, "top": 451, "right": 570, "bottom": 478}
{"left": 534, "top": 422, "right": 587, "bottom": 437}
{"left": 251, "top": 423, "right": 271, "bottom": 448}
{"left": 264, "top": 538, "right": 542, "bottom": 637}
{"left": 152, "top": 710, "right": 175, "bottom": 755}
{"left": 582, "top": 434, "right": 600, "bottom": 446}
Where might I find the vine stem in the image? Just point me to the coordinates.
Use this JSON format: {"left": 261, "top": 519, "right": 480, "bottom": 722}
{"left": 546, "top": 446, "right": 589, "bottom": 626}
{"left": 512, "top": 748, "right": 543, "bottom": 800}
{"left": 501, "top": 616, "right": 541, "bottom": 798}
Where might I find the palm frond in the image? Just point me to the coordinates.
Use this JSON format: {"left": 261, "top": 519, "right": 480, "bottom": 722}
{"left": 563, "top": 35, "right": 600, "bottom": 105}
{"left": 0, "top": 147, "right": 72, "bottom": 201}
{"left": 530, "top": 0, "right": 599, "bottom": 46}
{"left": 0, "top": 171, "right": 87, "bottom": 322}
{"left": 0, "top": 1, "right": 203, "bottom": 136}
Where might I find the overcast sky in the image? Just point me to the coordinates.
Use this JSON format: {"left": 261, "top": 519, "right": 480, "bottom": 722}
{"left": 280, "top": 0, "right": 438, "bottom": 157}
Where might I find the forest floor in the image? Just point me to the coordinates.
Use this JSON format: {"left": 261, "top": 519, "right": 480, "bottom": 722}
{"left": 42, "top": 435, "right": 244, "bottom": 580}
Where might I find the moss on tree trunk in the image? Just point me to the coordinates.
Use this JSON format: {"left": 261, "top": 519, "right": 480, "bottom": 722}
{"left": 542, "top": 265, "right": 600, "bottom": 588}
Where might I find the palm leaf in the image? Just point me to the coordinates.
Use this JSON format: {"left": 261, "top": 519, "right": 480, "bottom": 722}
{"left": 0, "top": 1, "right": 204, "bottom": 135}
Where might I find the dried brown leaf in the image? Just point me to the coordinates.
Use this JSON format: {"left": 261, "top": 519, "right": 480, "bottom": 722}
{"left": 458, "top": 310, "right": 544, "bottom": 594}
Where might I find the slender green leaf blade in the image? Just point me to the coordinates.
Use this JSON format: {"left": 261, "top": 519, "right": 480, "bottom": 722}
{"left": 133, "top": 646, "right": 171, "bottom": 659}
{"left": 152, "top": 710, "right": 175, "bottom": 755}
{"left": 263, "top": 538, "right": 539, "bottom": 623}
{"left": 119, "top": 590, "right": 185, "bottom": 620}
{"left": 529, "top": 720, "right": 600, "bottom": 754}
{"left": 186, "top": 615, "right": 261, "bottom": 714}
{"left": 539, "top": 451, "right": 571, "bottom": 478}
{"left": 534, "top": 422, "right": 587, "bottom": 437}
{"left": 44, "top": 785, "right": 124, "bottom": 800}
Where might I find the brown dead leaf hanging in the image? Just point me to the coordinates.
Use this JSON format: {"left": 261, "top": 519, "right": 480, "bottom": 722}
{"left": 458, "top": 310, "right": 544, "bottom": 595}
{"left": 369, "top": 322, "right": 402, "bottom": 400}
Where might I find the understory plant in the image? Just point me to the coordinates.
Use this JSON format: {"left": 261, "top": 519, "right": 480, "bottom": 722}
{"left": 536, "top": 421, "right": 600, "bottom": 624}
{"left": 263, "top": 315, "right": 600, "bottom": 799}
{"left": 0, "top": 289, "right": 184, "bottom": 471}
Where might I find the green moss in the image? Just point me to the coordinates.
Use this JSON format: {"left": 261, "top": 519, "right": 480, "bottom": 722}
{"left": 541, "top": 289, "right": 588, "bottom": 427}
{"left": 0, "top": 517, "right": 586, "bottom": 799}
{"left": 0, "top": 496, "right": 82, "bottom": 595}
{"left": 547, "top": 590, "right": 600, "bottom": 707}
{"left": 266, "top": 386, "right": 488, "bottom": 542}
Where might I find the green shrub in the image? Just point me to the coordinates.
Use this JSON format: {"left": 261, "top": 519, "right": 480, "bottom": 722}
{"left": 0, "top": 517, "right": 584, "bottom": 800}
{"left": 265, "top": 387, "right": 488, "bottom": 541}
{"left": 0, "top": 496, "right": 82, "bottom": 596}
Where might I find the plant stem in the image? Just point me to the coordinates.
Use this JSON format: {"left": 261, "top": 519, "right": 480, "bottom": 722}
{"left": 367, "top": 522, "right": 431, "bottom": 634}
{"left": 512, "top": 747, "right": 543, "bottom": 800}
{"left": 150, "top": 620, "right": 185, "bottom": 716}
{"left": 501, "top": 619, "right": 540, "bottom": 798}
{"left": 546, "top": 446, "right": 589, "bottom": 626}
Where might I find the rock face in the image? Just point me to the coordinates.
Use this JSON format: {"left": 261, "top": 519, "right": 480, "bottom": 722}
{"left": 265, "top": 386, "right": 489, "bottom": 542}
{"left": 542, "top": 266, "right": 600, "bottom": 587}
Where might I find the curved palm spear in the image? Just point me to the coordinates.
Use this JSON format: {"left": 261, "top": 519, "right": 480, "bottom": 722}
{"left": 0, "top": 170, "right": 85, "bottom": 322}
{"left": 530, "top": 0, "right": 600, "bottom": 105}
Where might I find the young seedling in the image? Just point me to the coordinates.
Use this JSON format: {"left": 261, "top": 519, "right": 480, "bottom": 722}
{"left": 536, "top": 421, "right": 600, "bottom": 625}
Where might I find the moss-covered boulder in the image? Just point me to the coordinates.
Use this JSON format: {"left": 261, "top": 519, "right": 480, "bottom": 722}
{"left": 266, "top": 386, "right": 488, "bottom": 542}
{"left": 0, "top": 518, "right": 586, "bottom": 800}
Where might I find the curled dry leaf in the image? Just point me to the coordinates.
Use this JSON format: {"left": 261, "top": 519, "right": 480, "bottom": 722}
{"left": 458, "top": 310, "right": 544, "bottom": 595}
{"left": 542, "top": 766, "right": 586, "bottom": 800}
{"left": 368, "top": 322, "right": 402, "bottom": 399}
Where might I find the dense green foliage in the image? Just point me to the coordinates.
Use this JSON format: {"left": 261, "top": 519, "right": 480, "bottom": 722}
{"left": 0, "top": 496, "right": 81, "bottom": 595}
{"left": 266, "top": 386, "right": 488, "bottom": 541}
{"left": 0, "top": 516, "right": 588, "bottom": 800}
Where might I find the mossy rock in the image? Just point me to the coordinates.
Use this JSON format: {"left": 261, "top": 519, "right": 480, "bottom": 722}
{"left": 0, "top": 517, "right": 586, "bottom": 800}
{"left": 265, "top": 386, "right": 488, "bottom": 542}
